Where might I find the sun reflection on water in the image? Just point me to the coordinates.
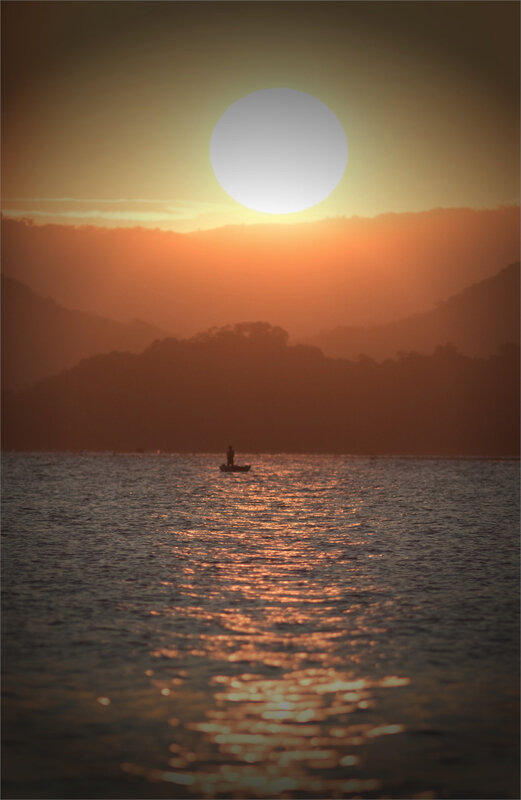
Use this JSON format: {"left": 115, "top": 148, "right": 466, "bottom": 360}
{"left": 129, "top": 656, "right": 409, "bottom": 795}
{"left": 3, "top": 455, "right": 519, "bottom": 800}
{"left": 121, "top": 468, "right": 414, "bottom": 795}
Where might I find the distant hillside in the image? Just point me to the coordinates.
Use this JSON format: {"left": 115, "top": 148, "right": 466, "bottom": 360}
{"left": 1, "top": 276, "right": 168, "bottom": 389}
{"left": 2, "top": 322, "right": 518, "bottom": 457}
{"left": 2, "top": 207, "right": 519, "bottom": 338}
{"left": 304, "top": 262, "right": 520, "bottom": 360}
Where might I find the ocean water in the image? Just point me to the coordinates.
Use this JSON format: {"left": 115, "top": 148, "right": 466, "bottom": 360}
{"left": 1, "top": 453, "right": 519, "bottom": 800}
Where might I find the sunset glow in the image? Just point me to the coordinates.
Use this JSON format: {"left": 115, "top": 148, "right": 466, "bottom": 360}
{"left": 1, "top": 2, "right": 519, "bottom": 231}
{"left": 2, "top": 3, "right": 520, "bottom": 800}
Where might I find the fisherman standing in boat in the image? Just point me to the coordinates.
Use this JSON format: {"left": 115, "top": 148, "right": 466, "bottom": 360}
{"left": 226, "top": 444, "right": 235, "bottom": 467}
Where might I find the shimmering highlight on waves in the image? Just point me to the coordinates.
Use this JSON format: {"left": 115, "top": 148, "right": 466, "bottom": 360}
{"left": 2, "top": 454, "right": 519, "bottom": 799}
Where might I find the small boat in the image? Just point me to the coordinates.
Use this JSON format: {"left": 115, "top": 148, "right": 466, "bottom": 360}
{"left": 220, "top": 464, "right": 251, "bottom": 472}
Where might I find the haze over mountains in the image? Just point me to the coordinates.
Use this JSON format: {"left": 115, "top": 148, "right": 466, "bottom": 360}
{"left": 2, "top": 207, "right": 519, "bottom": 455}
{"left": 306, "top": 262, "right": 520, "bottom": 360}
{"left": 2, "top": 259, "right": 518, "bottom": 391}
{"left": 2, "top": 206, "right": 519, "bottom": 337}
{"left": 1, "top": 276, "right": 168, "bottom": 390}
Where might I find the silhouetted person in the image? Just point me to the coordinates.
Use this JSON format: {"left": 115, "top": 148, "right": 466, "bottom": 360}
{"left": 227, "top": 444, "right": 235, "bottom": 466}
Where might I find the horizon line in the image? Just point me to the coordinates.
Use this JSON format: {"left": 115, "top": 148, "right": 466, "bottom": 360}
{"left": 1, "top": 203, "right": 519, "bottom": 237}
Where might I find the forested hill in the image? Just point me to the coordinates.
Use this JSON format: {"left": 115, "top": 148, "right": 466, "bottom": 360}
{"left": 2, "top": 323, "right": 518, "bottom": 456}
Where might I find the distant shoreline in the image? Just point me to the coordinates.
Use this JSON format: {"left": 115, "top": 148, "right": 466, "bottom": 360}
{"left": 2, "top": 450, "right": 519, "bottom": 462}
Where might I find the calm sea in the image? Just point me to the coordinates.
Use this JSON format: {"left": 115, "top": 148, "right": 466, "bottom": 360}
{"left": 2, "top": 454, "right": 519, "bottom": 799}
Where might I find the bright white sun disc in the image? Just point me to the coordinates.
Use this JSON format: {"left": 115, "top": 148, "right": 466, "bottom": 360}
{"left": 210, "top": 88, "right": 348, "bottom": 214}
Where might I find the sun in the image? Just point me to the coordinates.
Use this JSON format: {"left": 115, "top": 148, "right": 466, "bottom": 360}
{"left": 210, "top": 88, "right": 348, "bottom": 214}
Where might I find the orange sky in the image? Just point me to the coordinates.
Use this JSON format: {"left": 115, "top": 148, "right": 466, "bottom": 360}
{"left": 1, "top": 1, "right": 519, "bottom": 232}
{"left": 3, "top": 207, "right": 519, "bottom": 337}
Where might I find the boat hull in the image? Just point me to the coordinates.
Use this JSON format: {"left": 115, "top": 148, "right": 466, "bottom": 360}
{"left": 220, "top": 464, "right": 251, "bottom": 472}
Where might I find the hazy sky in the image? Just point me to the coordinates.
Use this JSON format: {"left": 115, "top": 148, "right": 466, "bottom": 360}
{"left": 2, "top": 1, "right": 519, "bottom": 231}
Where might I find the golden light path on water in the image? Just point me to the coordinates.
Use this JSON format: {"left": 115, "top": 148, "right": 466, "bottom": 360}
{"left": 117, "top": 460, "right": 414, "bottom": 796}
{"left": 2, "top": 454, "right": 519, "bottom": 799}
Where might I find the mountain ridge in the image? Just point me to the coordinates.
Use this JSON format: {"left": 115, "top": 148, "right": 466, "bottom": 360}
{"left": 2, "top": 259, "right": 519, "bottom": 389}
{"left": 303, "top": 262, "right": 520, "bottom": 360}
{"left": 2, "top": 206, "right": 518, "bottom": 337}
{"left": 3, "top": 322, "right": 518, "bottom": 457}
{"left": 1, "top": 275, "right": 168, "bottom": 390}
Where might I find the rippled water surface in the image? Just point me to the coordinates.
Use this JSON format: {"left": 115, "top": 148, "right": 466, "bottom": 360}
{"left": 2, "top": 454, "right": 519, "bottom": 799}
